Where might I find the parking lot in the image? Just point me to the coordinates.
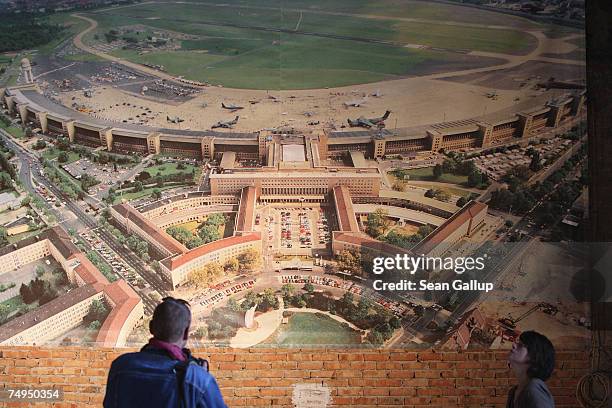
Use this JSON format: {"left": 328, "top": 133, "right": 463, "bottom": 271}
{"left": 261, "top": 206, "right": 331, "bottom": 255}
{"left": 62, "top": 157, "right": 131, "bottom": 195}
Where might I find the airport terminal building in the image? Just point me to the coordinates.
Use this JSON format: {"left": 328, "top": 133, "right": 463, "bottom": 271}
{"left": 2, "top": 85, "right": 585, "bottom": 162}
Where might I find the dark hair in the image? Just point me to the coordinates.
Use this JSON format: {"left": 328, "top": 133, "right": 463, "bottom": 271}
{"left": 520, "top": 330, "right": 555, "bottom": 381}
{"left": 149, "top": 297, "right": 191, "bottom": 343}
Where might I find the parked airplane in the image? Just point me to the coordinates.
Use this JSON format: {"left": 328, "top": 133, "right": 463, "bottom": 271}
{"left": 221, "top": 102, "right": 244, "bottom": 111}
{"left": 166, "top": 115, "right": 184, "bottom": 123}
{"left": 211, "top": 116, "right": 239, "bottom": 129}
{"left": 347, "top": 110, "right": 391, "bottom": 128}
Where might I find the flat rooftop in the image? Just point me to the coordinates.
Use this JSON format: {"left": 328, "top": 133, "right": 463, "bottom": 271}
{"left": 282, "top": 144, "right": 306, "bottom": 162}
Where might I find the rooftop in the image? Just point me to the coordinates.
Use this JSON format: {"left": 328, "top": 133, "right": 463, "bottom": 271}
{"left": 234, "top": 186, "right": 256, "bottom": 233}
{"left": 112, "top": 203, "right": 187, "bottom": 255}
{"left": 162, "top": 232, "right": 260, "bottom": 271}
{"left": 413, "top": 200, "right": 487, "bottom": 256}
{"left": 0, "top": 283, "right": 106, "bottom": 343}
{"left": 333, "top": 185, "right": 360, "bottom": 233}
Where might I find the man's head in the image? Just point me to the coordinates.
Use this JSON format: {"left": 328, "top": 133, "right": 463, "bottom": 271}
{"left": 149, "top": 297, "right": 191, "bottom": 347}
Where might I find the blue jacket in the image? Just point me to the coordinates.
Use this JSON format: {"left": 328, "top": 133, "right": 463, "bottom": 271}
{"left": 103, "top": 347, "right": 227, "bottom": 408}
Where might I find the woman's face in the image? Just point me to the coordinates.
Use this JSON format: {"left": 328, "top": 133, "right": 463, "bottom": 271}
{"left": 508, "top": 338, "right": 530, "bottom": 368}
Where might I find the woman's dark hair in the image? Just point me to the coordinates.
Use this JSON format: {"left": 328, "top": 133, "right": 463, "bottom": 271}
{"left": 520, "top": 330, "right": 555, "bottom": 381}
{"left": 149, "top": 297, "right": 191, "bottom": 343}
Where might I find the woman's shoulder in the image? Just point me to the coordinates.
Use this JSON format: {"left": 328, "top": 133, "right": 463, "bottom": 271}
{"left": 524, "top": 378, "right": 555, "bottom": 407}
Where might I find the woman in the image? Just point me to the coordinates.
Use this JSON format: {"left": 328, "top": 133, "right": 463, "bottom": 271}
{"left": 507, "top": 330, "right": 556, "bottom": 408}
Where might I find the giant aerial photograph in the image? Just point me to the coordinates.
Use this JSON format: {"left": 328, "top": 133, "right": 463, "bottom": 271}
{"left": 0, "top": 0, "right": 588, "bottom": 355}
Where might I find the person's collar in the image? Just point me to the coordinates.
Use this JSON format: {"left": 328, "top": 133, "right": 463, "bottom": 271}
{"left": 147, "top": 338, "right": 187, "bottom": 362}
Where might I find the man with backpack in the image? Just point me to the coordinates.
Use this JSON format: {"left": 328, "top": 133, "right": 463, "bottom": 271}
{"left": 104, "top": 297, "right": 227, "bottom": 408}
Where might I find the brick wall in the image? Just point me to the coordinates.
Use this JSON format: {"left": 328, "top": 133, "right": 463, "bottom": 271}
{"left": 0, "top": 347, "right": 590, "bottom": 407}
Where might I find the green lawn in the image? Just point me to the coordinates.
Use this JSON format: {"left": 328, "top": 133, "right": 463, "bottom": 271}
{"left": 0, "top": 295, "right": 38, "bottom": 324}
{"left": 392, "top": 167, "right": 468, "bottom": 184}
{"left": 409, "top": 182, "right": 472, "bottom": 198}
{"left": 264, "top": 312, "right": 362, "bottom": 347}
{"left": 113, "top": 184, "right": 185, "bottom": 204}
{"left": 42, "top": 147, "right": 80, "bottom": 164}
{"left": 144, "top": 162, "right": 198, "bottom": 177}
{"left": 81, "top": 0, "right": 543, "bottom": 89}
{"left": 0, "top": 121, "right": 25, "bottom": 139}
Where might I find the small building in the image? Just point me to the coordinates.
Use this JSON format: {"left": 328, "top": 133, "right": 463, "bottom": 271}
{"left": 0, "top": 192, "right": 22, "bottom": 212}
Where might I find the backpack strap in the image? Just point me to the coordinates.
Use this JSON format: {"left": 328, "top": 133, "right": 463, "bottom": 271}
{"left": 140, "top": 346, "right": 210, "bottom": 408}
{"left": 174, "top": 360, "right": 189, "bottom": 408}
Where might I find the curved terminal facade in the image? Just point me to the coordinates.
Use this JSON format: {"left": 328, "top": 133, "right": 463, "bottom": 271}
{"left": 2, "top": 85, "right": 585, "bottom": 162}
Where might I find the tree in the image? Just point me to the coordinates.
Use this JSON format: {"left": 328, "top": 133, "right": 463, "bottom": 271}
{"left": 434, "top": 190, "right": 450, "bottom": 202}
{"left": 336, "top": 250, "right": 362, "bottom": 274}
{"left": 32, "top": 139, "right": 46, "bottom": 150}
{"left": 35, "top": 265, "right": 45, "bottom": 277}
{"left": 151, "top": 189, "right": 162, "bottom": 200}
{"left": 529, "top": 151, "right": 542, "bottom": 172}
{"left": 88, "top": 320, "right": 102, "bottom": 330}
{"left": 0, "top": 152, "right": 15, "bottom": 179}
{"left": 242, "top": 291, "right": 260, "bottom": 310}
{"left": 194, "top": 326, "right": 208, "bottom": 339}
{"left": 424, "top": 189, "right": 436, "bottom": 198}
{"left": 0, "top": 172, "right": 10, "bottom": 190}
{"left": 0, "top": 227, "right": 7, "bottom": 247}
{"left": 392, "top": 180, "right": 406, "bottom": 192}
{"left": 303, "top": 283, "right": 315, "bottom": 295}
{"left": 456, "top": 196, "right": 467, "bottom": 207}
{"left": 185, "top": 236, "right": 203, "bottom": 249}
{"left": 224, "top": 258, "right": 239, "bottom": 274}
{"left": 167, "top": 226, "right": 192, "bottom": 245}
{"left": 198, "top": 224, "right": 221, "bottom": 244}
{"left": 355, "top": 297, "right": 371, "bottom": 321}
{"left": 433, "top": 164, "right": 443, "bottom": 180}
{"left": 133, "top": 181, "right": 144, "bottom": 192}
{"left": 0, "top": 302, "right": 11, "bottom": 323}
{"left": 20, "top": 196, "right": 31, "bottom": 207}
{"left": 136, "top": 171, "right": 151, "bottom": 181}
{"left": 467, "top": 170, "right": 483, "bottom": 187}
{"left": 365, "top": 208, "right": 391, "bottom": 238}
{"left": 506, "top": 165, "right": 532, "bottom": 182}
{"left": 57, "top": 151, "right": 69, "bottom": 163}
{"left": 20, "top": 283, "right": 33, "bottom": 304}
{"left": 237, "top": 248, "right": 261, "bottom": 272}
{"left": 136, "top": 241, "right": 149, "bottom": 256}
{"left": 205, "top": 213, "right": 226, "bottom": 227}
{"left": 280, "top": 284, "right": 295, "bottom": 300}
{"left": 85, "top": 299, "right": 108, "bottom": 323}
{"left": 187, "top": 262, "right": 223, "bottom": 289}
{"left": 259, "top": 288, "right": 278, "bottom": 310}
{"left": 489, "top": 188, "right": 514, "bottom": 212}
{"left": 227, "top": 298, "right": 241, "bottom": 312}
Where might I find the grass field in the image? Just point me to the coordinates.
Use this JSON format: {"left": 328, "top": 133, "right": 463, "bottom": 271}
{"left": 78, "top": 0, "right": 546, "bottom": 89}
{"left": 0, "top": 121, "right": 25, "bottom": 139}
{"left": 145, "top": 162, "right": 198, "bottom": 177}
{"left": 43, "top": 147, "right": 80, "bottom": 164}
{"left": 393, "top": 167, "right": 468, "bottom": 184}
{"left": 266, "top": 312, "right": 362, "bottom": 346}
{"left": 113, "top": 184, "right": 181, "bottom": 204}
